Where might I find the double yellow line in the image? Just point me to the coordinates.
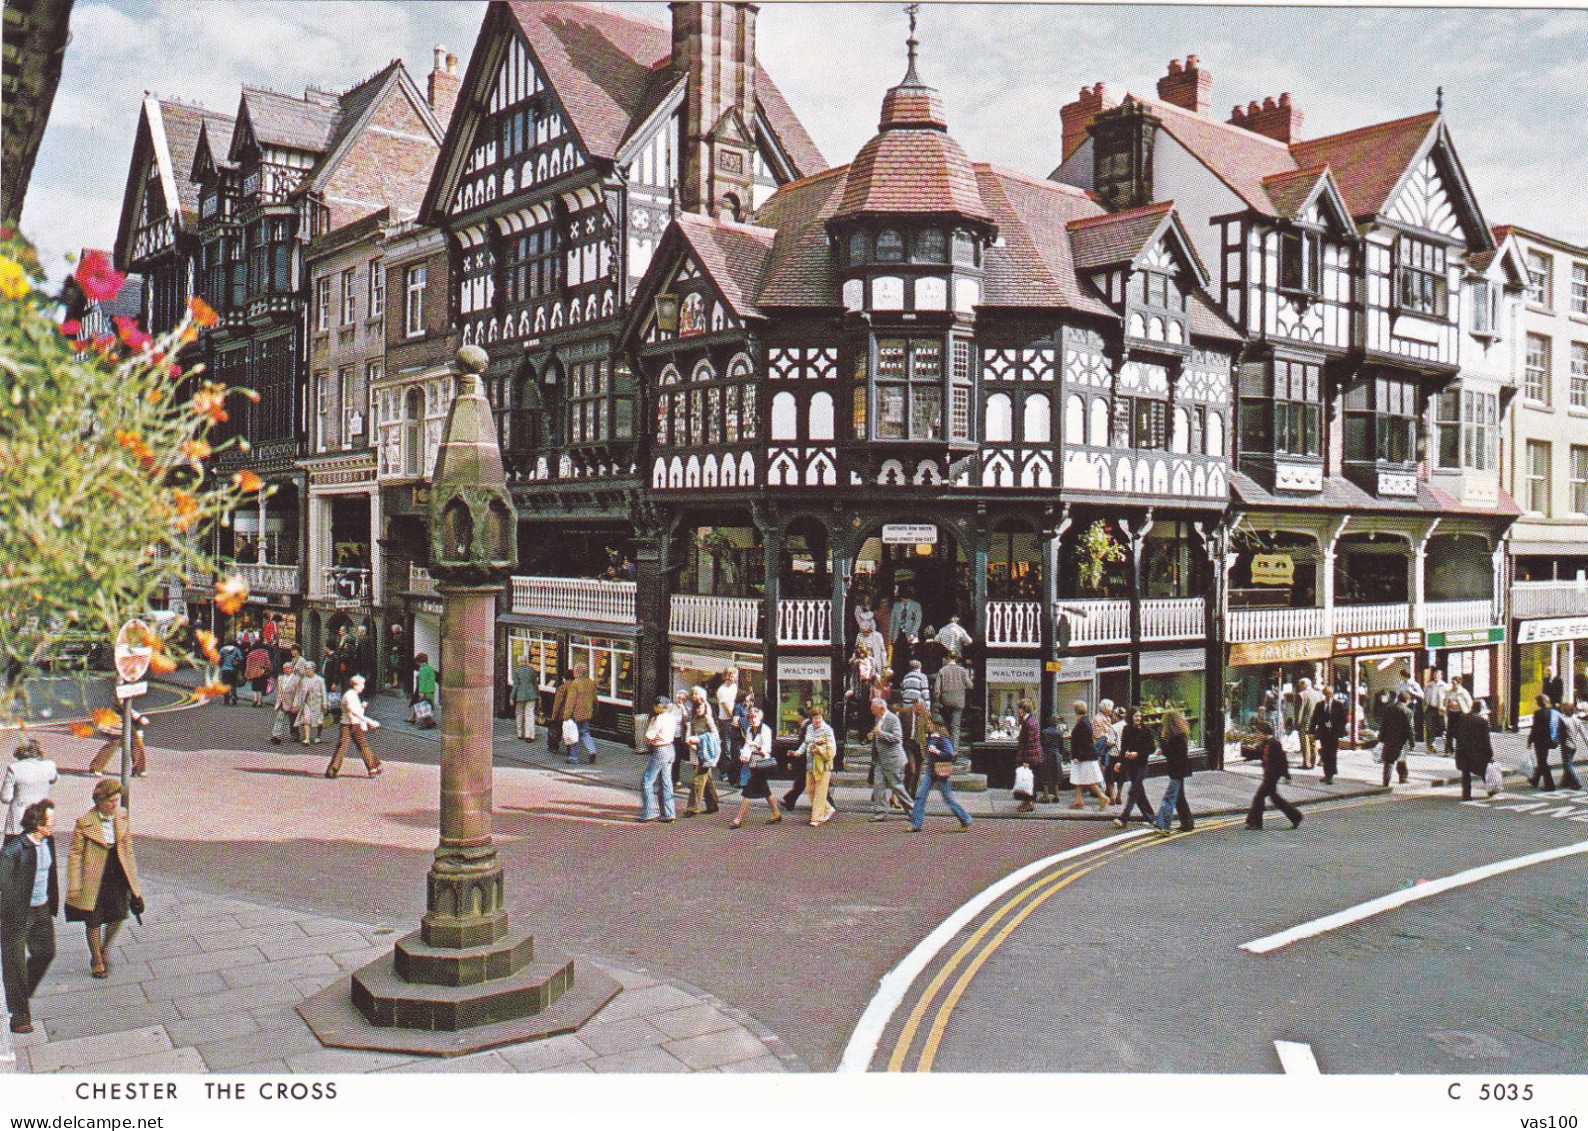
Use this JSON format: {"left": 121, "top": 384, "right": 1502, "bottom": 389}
{"left": 884, "top": 818, "right": 1245, "bottom": 1072}
{"left": 884, "top": 793, "right": 1395, "bottom": 1071}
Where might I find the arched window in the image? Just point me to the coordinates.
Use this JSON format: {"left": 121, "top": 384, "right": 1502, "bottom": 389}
{"left": 809, "top": 391, "right": 835, "bottom": 440}
{"left": 1088, "top": 398, "right": 1109, "bottom": 447}
{"left": 1065, "top": 394, "right": 1085, "bottom": 444}
{"left": 985, "top": 393, "right": 1013, "bottom": 443}
{"left": 771, "top": 391, "right": 798, "bottom": 440}
{"left": 692, "top": 358, "right": 715, "bottom": 383}
{"left": 1023, "top": 394, "right": 1051, "bottom": 444}
{"left": 876, "top": 229, "right": 904, "bottom": 263}
{"left": 1207, "top": 411, "right": 1225, "bottom": 458}
{"left": 848, "top": 231, "right": 868, "bottom": 265}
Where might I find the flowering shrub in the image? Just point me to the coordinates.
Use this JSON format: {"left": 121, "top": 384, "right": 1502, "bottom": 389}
{"left": 1076, "top": 519, "right": 1127, "bottom": 594}
{"left": 0, "top": 232, "right": 255, "bottom": 719}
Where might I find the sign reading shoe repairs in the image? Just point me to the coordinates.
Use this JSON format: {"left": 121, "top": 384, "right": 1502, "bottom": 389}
{"left": 1332, "top": 628, "right": 1424, "bottom": 656}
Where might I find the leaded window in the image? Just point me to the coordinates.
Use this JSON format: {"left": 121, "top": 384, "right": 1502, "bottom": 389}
{"left": 1395, "top": 237, "right": 1447, "bottom": 317}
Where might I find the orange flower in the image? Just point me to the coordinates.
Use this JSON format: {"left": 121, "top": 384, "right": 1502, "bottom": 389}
{"left": 215, "top": 573, "right": 249, "bottom": 615}
{"left": 232, "top": 469, "right": 263, "bottom": 493}
{"left": 195, "top": 628, "right": 220, "bottom": 664}
{"left": 69, "top": 721, "right": 95, "bottom": 739}
{"left": 193, "top": 681, "right": 229, "bottom": 703}
{"left": 192, "top": 382, "right": 229, "bottom": 424}
{"left": 179, "top": 325, "right": 199, "bottom": 345}
{"left": 180, "top": 439, "right": 211, "bottom": 469}
{"left": 92, "top": 707, "right": 119, "bottom": 732}
{"left": 149, "top": 651, "right": 178, "bottom": 675}
{"left": 114, "top": 428, "right": 158, "bottom": 473}
{"left": 189, "top": 296, "right": 219, "bottom": 327}
{"left": 171, "top": 489, "right": 199, "bottom": 530}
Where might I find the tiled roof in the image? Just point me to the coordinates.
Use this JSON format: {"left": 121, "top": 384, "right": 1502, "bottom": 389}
{"left": 976, "top": 167, "right": 1112, "bottom": 314}
{"left": 1230, "top": 470, "right": 1521, "bottom": 518}
{"left": 158, "top": 101, "right": 234, "bottom": 223}
{"left": 237, "top": 85, "right": 337, "bottom": 154}
{"left": 673, "top": 213, "right": 776, "bottom": 320}
{"left": 1291, "top": 112, "right": 1438, "bottom": 220}
{"left": 751, "top": 167, "right": 848, "bottom": 308}
{"left": 1067, "top": 201, "right": 1175, "bottom": 269}
{"left": 1261, "top": 165, "right": 1329, "bottom": 219}
{"left": 834, "top": 126, "right": 990, "bottom": 221}
{"left": 506, "top": 1, "right": 823, "bottom": 174}
{"left": 1128, "top": 94, "right": 1297, "bottom": 216}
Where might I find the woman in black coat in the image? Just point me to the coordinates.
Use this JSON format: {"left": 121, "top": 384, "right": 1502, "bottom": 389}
{"left": 1246, "top": 718, "right": 1303, "bottom": 830}
{"left": 1112, "top": 708, "right": 1157, "bottom": 827}
{"left": 1452, "top": 703, "right": 1494, "bottom": 801}
{"left": 1527, "top": 695, "right": 1561, "bottom": 791}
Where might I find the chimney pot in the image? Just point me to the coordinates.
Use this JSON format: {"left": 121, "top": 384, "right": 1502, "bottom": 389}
{"left": 447, "top": 53, "right": 458, "bottom": 75}
{"left": 1263, "top": 96, "right": 1277, "bottom": 111}
{"left": 1061, "top": 81, "right": 1116, "bottom": 161}
{"left": 1248, "top": 100, "right": 1261, "bottom": 115}
{"left": 1168, "top": 59, "right": 1182, "bottom": 74}
{"left": 1185, "top": 54, "right": 1199, "bottom": 67}
{"left": 433, "top": 45, "right": 445, "bottom": 71}
{"left": 1279, "top": 92, "right": 1291, "bottom": 106}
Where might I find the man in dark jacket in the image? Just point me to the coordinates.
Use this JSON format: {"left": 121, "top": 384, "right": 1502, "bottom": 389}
{"left": 1246, "top": 719, "right": 1303, "bottom": 830}
{"left": 1378, "top": 692, "right": 1414, "bottom": 787}
{"left": 1311, "top": 686, "right": 1348, "bottom": 785}
{"left": 1, "top": 800, "right": 58, "bottom": 1034}
{"left": 1451, "top": 702, "right": 1494, "bottom": 801}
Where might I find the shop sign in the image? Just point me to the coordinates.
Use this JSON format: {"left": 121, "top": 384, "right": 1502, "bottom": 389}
{"left": 1332, "top": 628, "right": 1424, "bottom": 656}
{"left": 777, "top": 658, "right": 830, "bottom": 681}
{"left": 1228, "top": 636, "right": 1333, "bottom": 666}
{"left": 1051, "top": 655, "right": 1097, "bottom": 679}
{"left": 1250, "top": 554, "right": 1295, "bottom": 587}
{"left": 882, "top": 523, "right": 938, "bottom": 545}
{"left": 1517, "top": 617, "right": 1588, "bottom": 645}
{"left": 986, "top": 658, "right": 1041, "bottom": 685}
{"left": 1141, "top": 648, "right": 1203, "bottom": 675}
{"left": 1426, "top": 626, "right": 1505, "bottom": 649}
{"left": 416, "top": 601, "right": 442, "bottom": 616}
{"left": 673, "top": 649, "right": 762, "bottom": 673}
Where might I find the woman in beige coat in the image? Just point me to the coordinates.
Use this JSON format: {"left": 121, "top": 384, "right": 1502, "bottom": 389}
{"left": 65, "top": 779, "right": 143, "bottom": 978}
{"left": 297, "top": 661, "right": 328, "bottom": 744}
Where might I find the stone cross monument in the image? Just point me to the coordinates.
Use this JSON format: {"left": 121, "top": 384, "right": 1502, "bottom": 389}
{"left": 299, "top": 346, "right": 618, "bottom": 1056}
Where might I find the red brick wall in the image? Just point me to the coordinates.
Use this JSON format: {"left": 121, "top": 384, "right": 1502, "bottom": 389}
{"left": 323, "top": 89, "right": 439, "bottom": 229}
{"left": 385, "top": 243, "right": 455, "bottom": 372}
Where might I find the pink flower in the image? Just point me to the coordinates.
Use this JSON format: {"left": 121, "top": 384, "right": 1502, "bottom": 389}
{"left": 114, "top": 315, "right": 152, "bottom": 352}
{"left": 75, "top": 251, "right": 125, "bottom": 303}
{"left": 58, "top": 319, "right": 81, "bottom": 336}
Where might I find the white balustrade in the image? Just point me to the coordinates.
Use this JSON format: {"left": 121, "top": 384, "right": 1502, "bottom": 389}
{"left": 777, "top": 599, "right": 831, "bottom": 646}
{"left": 408, "top": 565, "right": 438, "bottom": 597}
{"left": 510, "top": 576, "right": 636, "bottom": 625}
{"left": 238, "top": 562, "right": 301, "bottom": 595}
{"left": 986, "top": 601, "right": 1042, "bottom": 648}
{"left": 1227, "top": 606, "right": 1328, "bottom": 643}
{"left": 1141, "top": 597, "right": 1205, "bottom": 641}
{"left": 670, "top": 594, "right": 763, "bottom": 644}
{"left": 1418, "top": 599, "right": 1492, "bottom": 634}
{"left": 1333, "top": 602, "right": 1411, "bottom": 635}
{"left": 1510, "top": 579, "right": 1588, "bottom": 620}
{"left": 1058, "top": 600, "right": 1131, "bottom": 646}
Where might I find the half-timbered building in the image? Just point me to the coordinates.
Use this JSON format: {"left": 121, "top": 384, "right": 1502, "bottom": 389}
{"left": 418, "top": 1, "right": 825, "bottom": 734}
{"left": 1054, "top": 58, "right": 1521, "bottom": 740}
{"left": 617, "top": 25, "right": 1242, "bottom": 752}
{"left": 186, "top": 58, "right": 448, "bottom": 647}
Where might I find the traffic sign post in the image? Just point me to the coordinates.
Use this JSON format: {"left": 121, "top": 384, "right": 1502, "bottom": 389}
{"left": 113, "top": 619, "right": 153, "bottom": 811}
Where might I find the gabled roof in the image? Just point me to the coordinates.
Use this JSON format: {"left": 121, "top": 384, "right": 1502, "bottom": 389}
{"left": 114, "top": 96, "right": 235, "bottom": 268}
{"left": 748, "top": 166, "right": 849, "bottom": 308}
{"left": 1067, "top": 200, "right": 1176, "bottom": 270}
{"left": 975, "top": 167, "right": 1113, "bottom": 314}
{"left": 1290, "top": 111, "right": 1438, "bottom": 221}
{"left": 504, "top": 1, "right": 823, "bottom": 171}
{"left": 189, "top": 117, "right": 234, "bottom": 181}
{"left": 231, "top": 85, "right": 338, "bottom": 159}
{"left": 672, "top": 213, "right": 776, "bottom": 321}
{"left": 305, "top": 60, "right": 444, "bottom": 197}
{"left": 1121, "top": 94, "right": 1297, "bottom": 217}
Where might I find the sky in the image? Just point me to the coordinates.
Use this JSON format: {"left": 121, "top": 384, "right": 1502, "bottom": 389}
{"left": 21, "top": 1, "right": 1588, "bottom": 286}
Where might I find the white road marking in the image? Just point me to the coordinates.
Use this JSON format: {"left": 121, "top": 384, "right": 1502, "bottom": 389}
{"left": 1275, "top": 1040, "right": 1320, "bottom": 1075}
{"left": 1241, "top": 838, "right": 1588, "bottom": 955}
{"left": 837, "top": 829, "right": 1150, "bottom": 1073}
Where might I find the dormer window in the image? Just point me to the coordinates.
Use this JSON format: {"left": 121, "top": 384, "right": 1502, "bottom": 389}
{"left": 876, "top": 230, "right": 905, "bottom": 263}
{"left": 914, "top": 229, "right": 946, "bottom": 263}
{"left": 1279, "top": 228, "right": 1322, "bottom": 296}
{"left": 1395, "top": 236, "right": 1448, "bottom": 318}
{"left": 848, "top": 232, "right": 869, "bottom": 265}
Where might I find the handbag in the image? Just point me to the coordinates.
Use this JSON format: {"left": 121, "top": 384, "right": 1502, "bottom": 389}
{"left": 1483, "top": 761, "right": 1503, "bottom": 796}
{"left": 560, "top": 718, "right": 580, "bottom": 746}
{"left": 747, "top": 755, "right": 777, "bottom": 772}
{"left": 1281, "top": 729, "right": 1302, "bottom": 755}
{"left": 932, "top": 759, "right": 954, "bottom": 780}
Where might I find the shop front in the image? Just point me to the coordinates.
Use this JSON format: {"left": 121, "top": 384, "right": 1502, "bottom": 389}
{"left": 1225, "top": 635, "right": 1334, "bottom": 741}
{"left": 984, "top": 658, "right": 1043, "bottom": 741}
{"left": 670, "top": 647, "right": 763, "bottom": 710}
{"left": 1329, "top": 628, "right": 1425, "bottom": 746}
{"left": 1425, "top": 625, "right": 1503, "bottom": 715}
{"left": 1140, "top": 648, "right": 1206, "bottom": 746}
{"left": 1515, "top": 616, "right": 1588, "bottom": 724}
{"left": 774, "top": 657, "right": 831, "bottom": 741}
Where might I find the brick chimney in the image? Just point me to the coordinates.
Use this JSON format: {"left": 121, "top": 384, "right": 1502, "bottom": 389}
{"left": 428, "top": 45, "right": 461, "bottom": 129}
{"left": 1228, "top": 93, "right": 1304, "bottom": 143}
{"left": 1060, "top": 83, "right": 1115, "bottom": 162}
{"left": 671, "top": 2, "right": 759, "bottom": 219}
{"left": 1156, "top": 55, "right": 1211, "bottom": 115}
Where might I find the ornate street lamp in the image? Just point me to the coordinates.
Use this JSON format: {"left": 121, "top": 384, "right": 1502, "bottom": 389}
{"left": 300, "top": 346, "right": 618, "bottom": 1055}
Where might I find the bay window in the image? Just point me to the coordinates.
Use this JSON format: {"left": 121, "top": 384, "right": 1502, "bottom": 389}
{"left": 872, "top": 337, "right": 943, "bottom": 440}
{"left": 1239, "top": 358, "right": 1321, "bottom": 458}
{"left": 1436, "top": 388, "right": 1498, "bottom": 473}
{"left": 1345, "top": 374, "right": 1419, "bottom": 465}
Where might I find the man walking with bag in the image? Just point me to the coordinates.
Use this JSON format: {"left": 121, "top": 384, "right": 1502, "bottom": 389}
{"left": 553, "top": 663, "right": 599, "bottom": 765}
